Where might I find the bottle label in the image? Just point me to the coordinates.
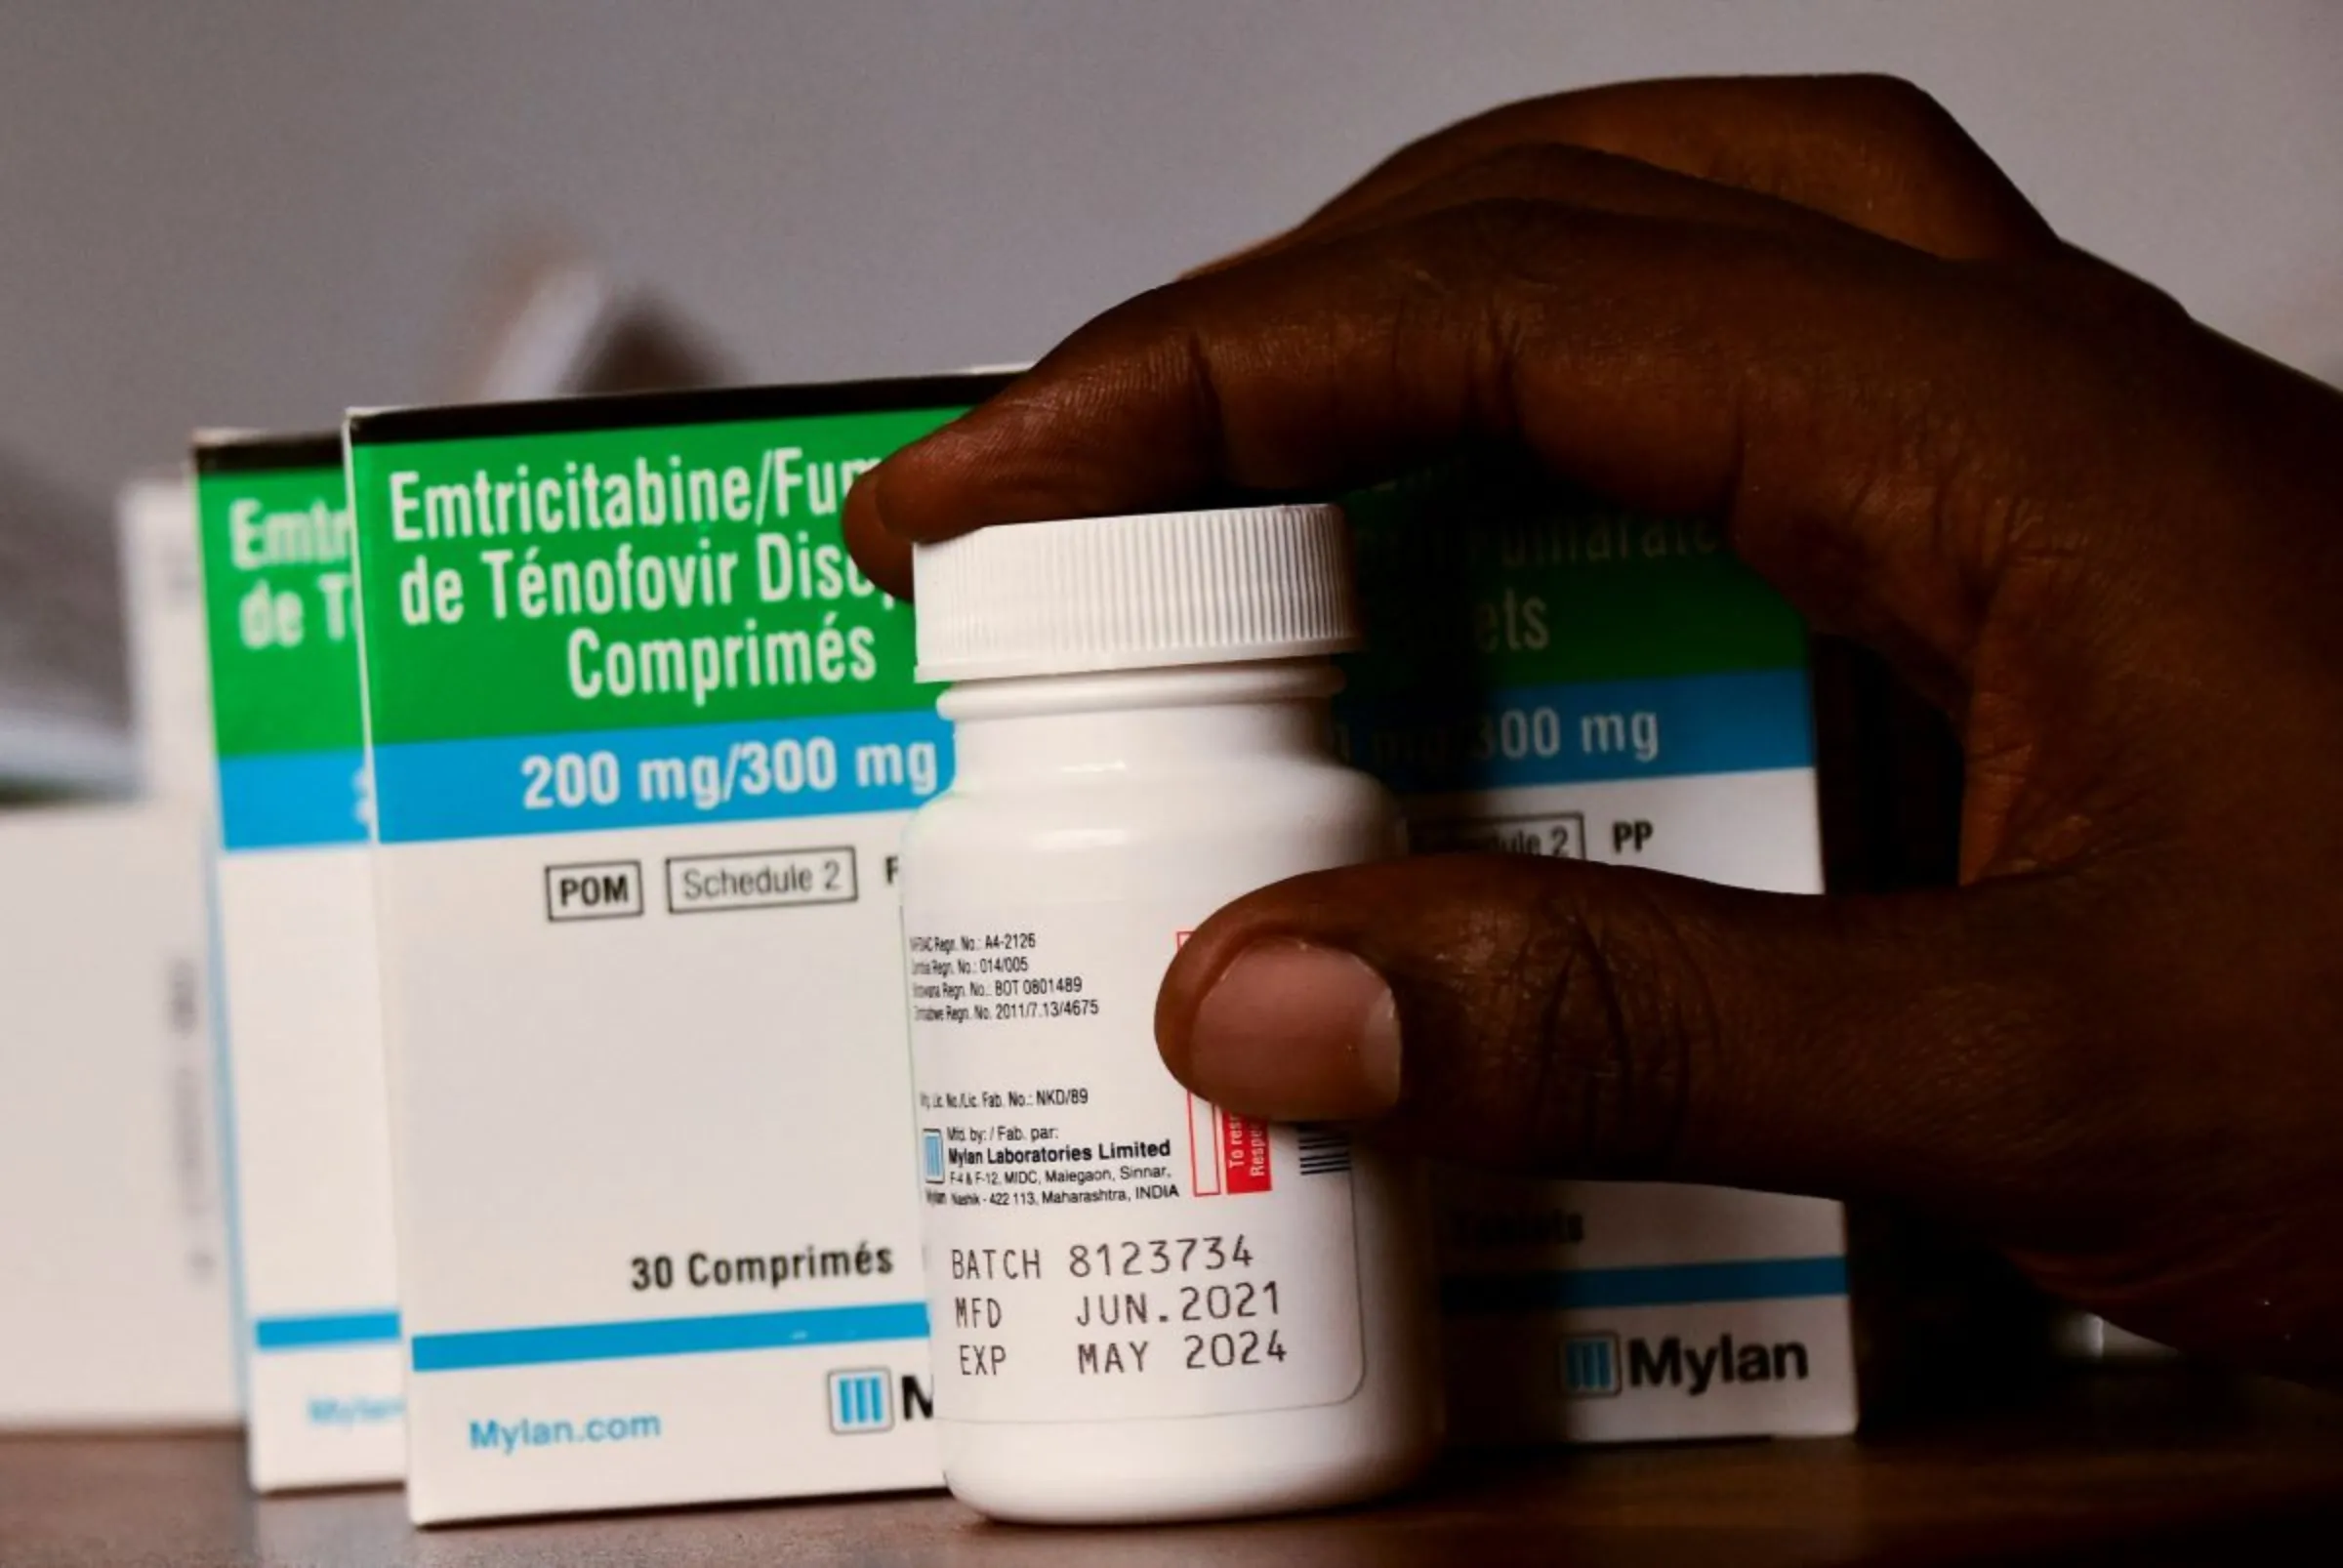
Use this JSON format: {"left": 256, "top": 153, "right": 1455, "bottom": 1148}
{"left": 907, "top": 899, "right": 1366, "bottom": 1423}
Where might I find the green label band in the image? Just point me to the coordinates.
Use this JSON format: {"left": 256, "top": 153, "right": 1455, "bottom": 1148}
{"left": 195, "top": 462, "right": 364, "bottom": 760}
{"left": 1339, "top": 461, "right": 1806, "bottom": 699}
{"left": 350, "top": 409, "right": 962, "bottom": 748}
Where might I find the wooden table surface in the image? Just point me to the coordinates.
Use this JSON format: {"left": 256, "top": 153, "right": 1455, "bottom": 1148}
{"left": 7, "top": 1372, "right": 2338, "bottom": 1566}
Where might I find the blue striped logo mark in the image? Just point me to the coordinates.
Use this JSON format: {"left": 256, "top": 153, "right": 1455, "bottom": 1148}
{"left": 253, "top": 1309, "right": 403, "bottom": 1352}
{"left": 828, "top": 1368, "right": 894, "bottom": 1433}
{"left": 410, "top": 1300, "right": 929, "bottom": 1374}
{"left": 1562, "top": 1333, "right": 1621, "bottom": 1397}
{"left": 1443, "top": 1256, "right": 1849, "bottom": 1317}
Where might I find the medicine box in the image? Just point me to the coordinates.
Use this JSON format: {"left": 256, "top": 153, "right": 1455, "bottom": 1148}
{"left": 119, "top": 476, "right": 216, "bottom": 803}
{"left": 193, "top": 434, "right": 405, "bottom": 1489}
{"left": 1340, "top": 462, "right": 1859, "bottom": 1443}
{"left": 0, "top": 803, "right": 240, "bottom": 1428}
{"left": 0, "top": 482, "right": 240, "bottom": 1430}
{"left": 0, "top": 452, "right": 135, "bottom": 795}
{"left": 347, "top": 377, "right": 1005, "bottom": 1522}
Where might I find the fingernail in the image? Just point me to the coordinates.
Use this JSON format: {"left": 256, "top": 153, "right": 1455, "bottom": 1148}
{"left": 1185, "top": 942, "right": 1401, "bottom": 1120}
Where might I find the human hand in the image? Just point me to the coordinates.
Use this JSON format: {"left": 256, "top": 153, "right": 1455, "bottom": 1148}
{"left": 843, "top": 75, "right": 2343, "bottom": 1382}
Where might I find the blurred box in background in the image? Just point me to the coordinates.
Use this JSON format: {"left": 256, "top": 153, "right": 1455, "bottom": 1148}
{"left": 0, "top": 450, "right": 135, "bottom": 799}
{"left": 0, "top": 477, "right": 240, "bottom": 1429}
{"left": 0, "top": 803, "right": 239, "bottom": 1428}
{"left": 436, "top": 236, "right": 732, "bottom": 408}
{"left": 193, "top": 434, "right": 403, "bottom": 1491}
{"left": 118, "top": 476, "right": 214, "bottom": 802}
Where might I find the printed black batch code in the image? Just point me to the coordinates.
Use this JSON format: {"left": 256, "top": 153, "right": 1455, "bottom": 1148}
{"left": 912, "top": 919, "right": 1346, "bottom": 1390}
{"left": 947, "top": 1236, "right": 1291, "bottom": 1380}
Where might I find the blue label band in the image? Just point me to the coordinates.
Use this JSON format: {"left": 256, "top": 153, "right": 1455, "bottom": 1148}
{"left": 1442, "top": 1255, "right": 1848, "bottom": 1316}
{"left": 217, "top": 749, "right": 371, "bottom": 852}
{"left": 366, "top": 672, "right": 1800, "bottom": 843}
{"left": 410, "top": 1300, "right": 930, "bottom": 1373}
{"left": 253, "top": 1309, "right": 404, "bottom": 1352}
{"left": 1338, "top": 668, "right": 1814, "bottom": 796}
{"left": 372, "top": 708, "right": 951, "bottom": 844}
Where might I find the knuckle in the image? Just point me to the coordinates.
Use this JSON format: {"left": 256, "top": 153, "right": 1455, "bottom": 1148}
{"left": 1445, "top": 140, "right": 1606, "bottom": 192}
{"left": 2035, "top": 256, "right": 2196, "bottom": 342}
{"left": 1444, "top": 194, "right": 1572, "bottom": 258}
{"left": 1508, "top": 877, "right": 1707, "bottom": 1174}
{"left": 1425, "top": 198, "right": 1587, "bottom": 301}
{"left": 1801, "top": 74, "right": 2049, "bottom": 257}
{"left": 1825, "top": 73, "right": 1964, "bottom": 144}
{"left": 1390, "top": 199, "right": 1594, "bottom": 434}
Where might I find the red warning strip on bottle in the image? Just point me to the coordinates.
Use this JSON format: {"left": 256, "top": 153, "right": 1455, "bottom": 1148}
{"left": 1219, "top": 1108, "right": 1274, "bottom": 1194}
{"left": 1188, "top": 1093, "right": 1276, "bottom": 1197}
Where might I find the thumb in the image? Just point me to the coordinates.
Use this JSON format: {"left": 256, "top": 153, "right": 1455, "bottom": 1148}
{"left": 1155, "top": 853, "right": 2053, "bottom": 1208}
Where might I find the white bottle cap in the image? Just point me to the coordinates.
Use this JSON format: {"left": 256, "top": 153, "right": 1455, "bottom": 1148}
{"left": 912, "top": 505, "right": 1362, "bottom": 681}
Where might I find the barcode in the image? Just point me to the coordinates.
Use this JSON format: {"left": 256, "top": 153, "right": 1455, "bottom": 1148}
{"left": 1296, "top": 1125, "right": 1351, "bottom": 1176}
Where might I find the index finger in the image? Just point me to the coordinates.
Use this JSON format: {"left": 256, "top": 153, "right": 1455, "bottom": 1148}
{"left": 845, "top": 201, "right": 2107, "bottom": 678}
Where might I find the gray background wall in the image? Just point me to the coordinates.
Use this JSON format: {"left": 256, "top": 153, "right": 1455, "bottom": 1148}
{"left": 4, "top": 0, "right": 2340, "bottom": 505}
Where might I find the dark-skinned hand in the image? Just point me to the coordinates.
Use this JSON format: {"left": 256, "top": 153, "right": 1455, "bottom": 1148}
{"left": 843, "top": 75, "right": 2343, "bottom": 1384}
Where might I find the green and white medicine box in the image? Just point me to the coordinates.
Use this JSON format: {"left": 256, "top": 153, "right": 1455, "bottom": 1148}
{"left": 1339, "top": 462, "right": 1859, "bottom": 1443}
{"left": 347, "top": 377, "right": 1006, "bottom": 1523}
{"left": 194, "top": 434, "right": 405, "bottom": 1490}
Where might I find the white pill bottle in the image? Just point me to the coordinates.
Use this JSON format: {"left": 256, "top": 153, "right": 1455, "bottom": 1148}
{"left": 902, "top": 504, "right": 1441, "bottom": 1523}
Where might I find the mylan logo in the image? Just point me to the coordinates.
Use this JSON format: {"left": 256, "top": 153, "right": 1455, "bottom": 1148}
{"left": 826, "top": 1369, "right": 934, "bottom": 1434}
{"left": 1563, "top": 1331, "right": 1815, "bottom": 1399}
{"left": 1624, "top": 1333, "right": 1811, "bottom": 1396}
{"left": 1560, "top": 1332, "right": 1622, "bottom": 1397}
{"left": 827, "top": 1368, "right": 893, "bottom": 1433}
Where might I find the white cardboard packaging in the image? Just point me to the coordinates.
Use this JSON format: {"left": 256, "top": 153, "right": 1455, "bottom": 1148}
{"left": 0, "top": 481, "right": 241, "bottom": 1430}
{"left": 0, "top": 451, "right": 135, "bottom": 794}
{"left": 0, "top": 802, "right": 240, "bottom": 1428}
{"left": 192, "top": 436, "right": 405, "bottom": 1489}
{"left": 119, "top": 476, "right": 219, "bottom": 803}
{"left": 1341, "top": 471, "right": 1860, "bottom": 1443}
{"left": 346, "top": 378, "right": 1006, "bottom": 1522}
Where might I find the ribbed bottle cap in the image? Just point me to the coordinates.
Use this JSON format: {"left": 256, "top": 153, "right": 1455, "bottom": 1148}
{"left": 913, "top": 505, "right": 1361, "bottom": 681}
